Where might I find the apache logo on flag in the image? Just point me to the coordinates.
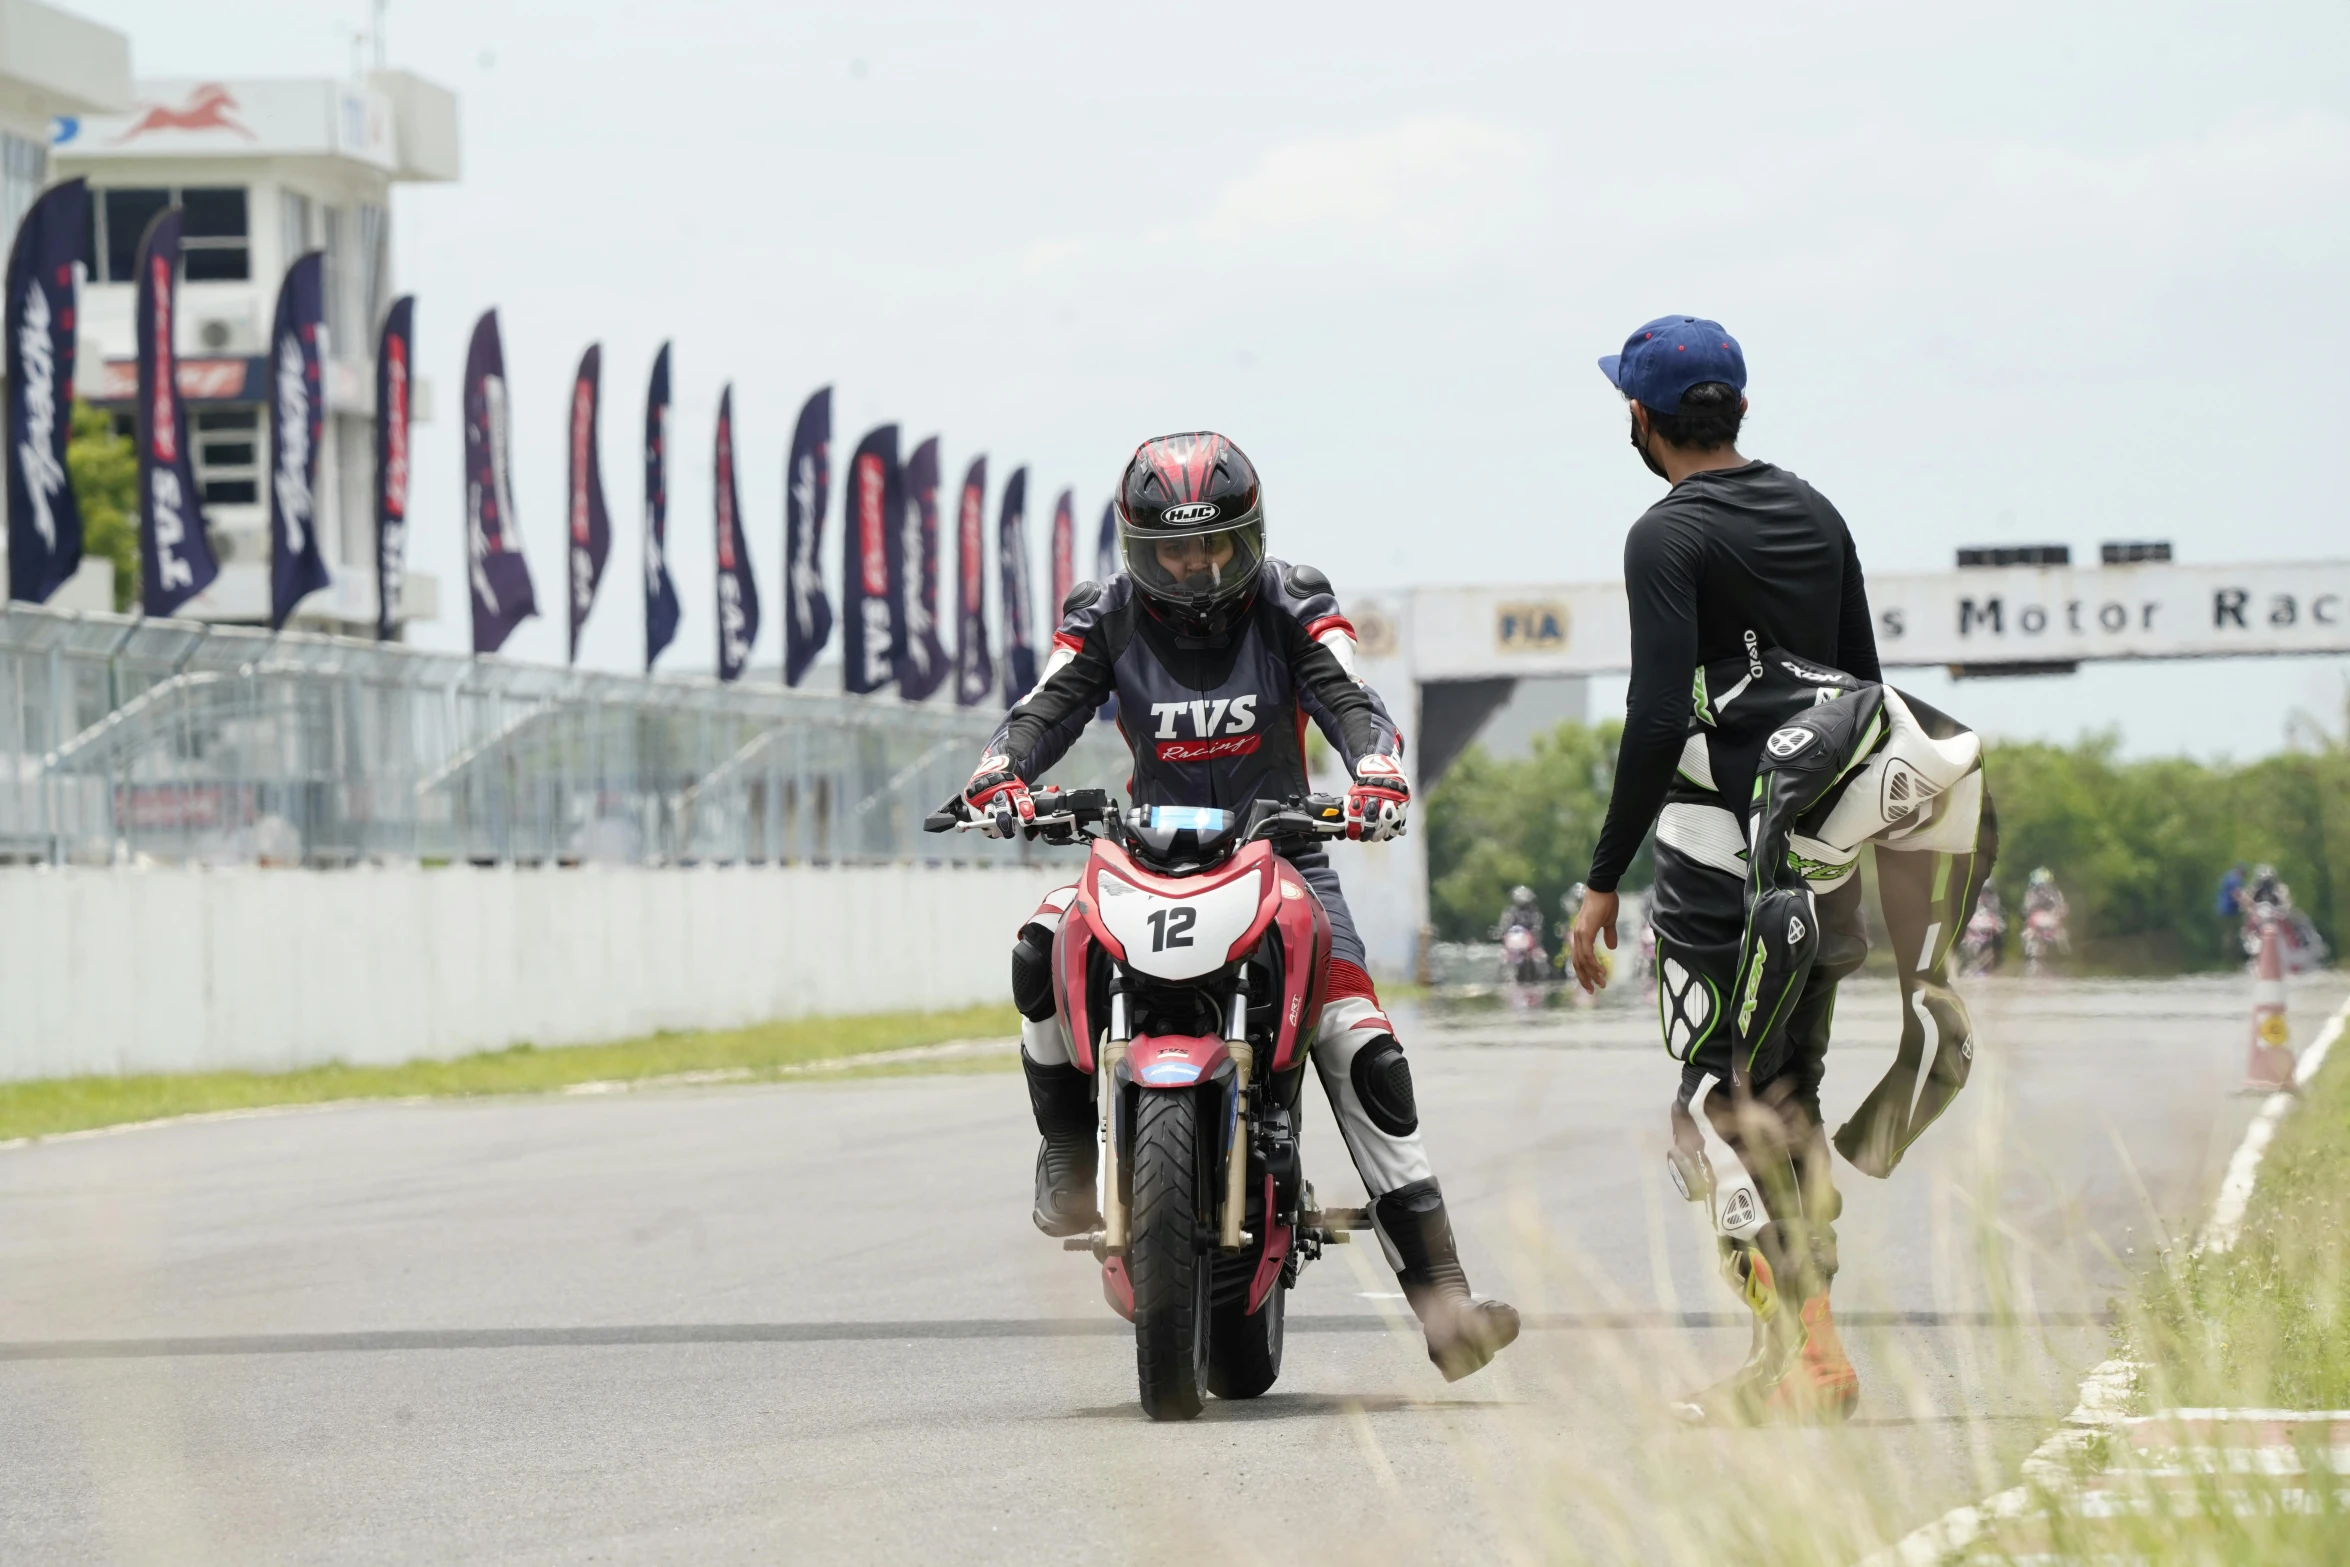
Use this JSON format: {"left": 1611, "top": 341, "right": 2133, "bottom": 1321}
{"left": 462, "top": 309, "right": 537, "bottom": 654}
{"left": 642, "top": 343, "right": 680, "bottom": 669}
{"left": 6, "top": 177, "right": 87, "bottom": 603}
{"left": 266, "top": 249, "right": 328, "bottom": 628}
{"left": 373, "top": 295, "right": 414, "bottom": 640}
{"left": 565, "top": 344, "right": 611, "bottom": 662}
{"left": 783, "top": 387, "right": 833, "bottom": 686}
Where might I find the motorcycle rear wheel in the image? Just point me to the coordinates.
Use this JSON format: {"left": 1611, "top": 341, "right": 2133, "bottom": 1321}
{"left": 1129, "top": 1089, "right": 1212, "bottom": 1421}
{"left": 1206, "top": 1276, "right": 1285, "bottom": 1399}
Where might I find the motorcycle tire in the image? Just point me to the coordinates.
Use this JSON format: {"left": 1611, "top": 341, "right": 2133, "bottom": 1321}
{"left": 1206, "top": 1275, "right": 1285, "bottom": 1400}
{"left": 1129, "top": 1089, "right": 1212, "bottom": 1421}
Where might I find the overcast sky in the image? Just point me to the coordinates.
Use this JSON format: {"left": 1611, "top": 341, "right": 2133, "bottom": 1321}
{"left": 75, "top": 0, "right": 2350, "bottom": 759}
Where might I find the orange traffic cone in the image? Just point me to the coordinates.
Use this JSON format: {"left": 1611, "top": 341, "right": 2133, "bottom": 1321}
{"left": 2244, "top": 909, "right": 2295, "bottom": 1091}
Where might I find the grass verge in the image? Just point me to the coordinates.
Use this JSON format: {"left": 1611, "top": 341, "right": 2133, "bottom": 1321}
{"left": 2133, "top": 1022, "right": 2350, "bottom": 1407}
{"left": 0, "top": 1003, "right": 1022, "bottom": 1144}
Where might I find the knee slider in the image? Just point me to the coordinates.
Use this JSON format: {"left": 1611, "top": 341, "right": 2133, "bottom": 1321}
{"left": 1010, "top": 926, "right": 1057, "bottom": 1023}
{"left": 1348, "top": 1034, "right": 1419, "bottom": 1137}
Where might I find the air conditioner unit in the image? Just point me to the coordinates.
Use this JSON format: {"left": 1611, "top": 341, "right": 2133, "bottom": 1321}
{"left": 195, "top": 314, "right": 260, "bottom": 355}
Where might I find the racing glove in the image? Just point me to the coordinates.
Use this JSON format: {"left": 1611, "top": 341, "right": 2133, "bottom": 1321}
{"left": 1346, "top": 754, "right": 1410, "bottom": 842}
{"left": 963, "top": 753, "right": 1035, "bottom": 838}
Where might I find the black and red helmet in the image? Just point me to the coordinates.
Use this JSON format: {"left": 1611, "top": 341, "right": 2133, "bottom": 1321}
{"left": 1116, "top": 431, "right": 1266, "bottom": 635}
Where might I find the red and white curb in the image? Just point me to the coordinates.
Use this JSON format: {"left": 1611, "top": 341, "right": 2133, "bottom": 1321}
{"left": 1859, "top": 988, "right": 2349, "bottom": 1566}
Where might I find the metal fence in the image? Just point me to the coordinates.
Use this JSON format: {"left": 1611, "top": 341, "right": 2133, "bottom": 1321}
{"left": 0, "top": 603, "right": 1125, "bottom": 868}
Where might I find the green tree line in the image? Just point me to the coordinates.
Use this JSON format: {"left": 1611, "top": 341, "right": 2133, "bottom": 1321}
{"left": 1425, "top": 711, "right": 2349, "bottom": 971}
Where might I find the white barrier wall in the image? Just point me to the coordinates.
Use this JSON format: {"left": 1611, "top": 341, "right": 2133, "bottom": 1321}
{"left": 0, "top": 863, "right": 1073, "bottom": 1082}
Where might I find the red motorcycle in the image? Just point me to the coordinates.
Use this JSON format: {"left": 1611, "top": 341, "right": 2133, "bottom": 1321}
{"left": 930, "top": 787, "right": 1374, "bottom": 1420}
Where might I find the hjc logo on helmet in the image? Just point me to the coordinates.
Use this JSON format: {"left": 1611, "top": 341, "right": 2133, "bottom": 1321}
{"left": 1161, "top": 502, "right": 1219, "bottom": 526}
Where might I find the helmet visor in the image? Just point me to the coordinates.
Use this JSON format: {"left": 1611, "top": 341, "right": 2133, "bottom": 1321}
{"left": 1123, "top": 517, "right": 1265, "bottom": 614}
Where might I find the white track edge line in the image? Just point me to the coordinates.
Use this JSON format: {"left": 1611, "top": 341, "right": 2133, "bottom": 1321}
{"left": 1857, "top": 983, "right": 2350, "bottom": 1567}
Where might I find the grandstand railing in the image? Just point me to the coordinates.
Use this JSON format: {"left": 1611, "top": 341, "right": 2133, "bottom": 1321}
{"left": 0, "top": 603, "right": 1122, "bottom": 868}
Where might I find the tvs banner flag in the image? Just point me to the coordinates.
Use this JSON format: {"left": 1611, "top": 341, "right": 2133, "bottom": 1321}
{"left": 134, "top": 207, "right": 220, "bottom": 617}
{"left": 895, "top": 436, "right": 949, "bottom": 701}
{"left": 566, "top": 344, "right": 612, "bottom": 662}
{"left": 266, "top": 249, "right": 329, "bottom": 628}
{"left": 5, "top": 177, "right": 87, "bottom": 604}
{"left": 463, "top": 309, "right": 537, "bottom": 654}
{"left": 373, "top": 295, "right": 414, "bottom": 640}
{"left": 642, "top": 343, "right": 679, "bottom": 669}
{"left": 713, "top": 385, "right": 759, "bottom": 682}
{"left": 998, "top": 465, "right": 1036, "bottom": 705}
{"left": 953, "top": 456, "right": 993, "bottom": 707}
{"left": 1049, "top": 487, "right": 1075, "bottom": 617}
{"left": 842, "top": 424, "right": 899, "bottom": 695}
{"left": 1096, "top": 500, "right": 1117, "bottom": 583}
{"left": 783, "top": 386, "right": 832, "bottom": 686}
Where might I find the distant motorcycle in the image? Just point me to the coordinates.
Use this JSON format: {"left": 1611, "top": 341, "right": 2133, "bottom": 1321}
{"left": 1957, "top": 891, "right": 2006, "bottom": 976}
{"left": 2022, "top": 907, "right": 2068, "bottom": 973}
{"left": 1499, "top": 925, "right": 1548, "bottom": 987}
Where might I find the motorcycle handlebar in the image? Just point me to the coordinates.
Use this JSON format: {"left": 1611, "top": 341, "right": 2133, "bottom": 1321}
{"left": 920, "top": 790, "right": 1352, "bottom": 845}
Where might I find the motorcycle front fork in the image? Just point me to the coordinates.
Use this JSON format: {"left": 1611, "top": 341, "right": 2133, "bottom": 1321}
{"left": 1094, "top": 970, "right": 1256, "bottom": 1256}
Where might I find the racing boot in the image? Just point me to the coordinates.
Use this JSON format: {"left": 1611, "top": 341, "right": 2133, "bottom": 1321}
{"left": 1022, "top": 1051, "right": 1099, "bottom": 1238}
{"left": 1374, "top": 1177, "right": 1521, "bottom": 1382}
{"left": 1672, "top": 1225, "right": 1855, "bottom": 1424}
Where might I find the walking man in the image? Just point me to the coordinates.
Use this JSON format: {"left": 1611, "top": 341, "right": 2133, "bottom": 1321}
{"left": 1567, "top": 316, "right": 1995, "bottom": 1423}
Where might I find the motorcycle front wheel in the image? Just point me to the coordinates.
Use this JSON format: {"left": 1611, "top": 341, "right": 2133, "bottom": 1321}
{"left": 1129, "top": 1089, "right": 1213, "bottom": 1421}
{"left": 1207, "top": 1274, "right": 1285, "bottom": 1399}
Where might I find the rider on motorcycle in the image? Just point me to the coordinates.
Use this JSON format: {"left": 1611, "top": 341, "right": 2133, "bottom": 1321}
{"left": 958, "top": 431, "right": 1519, "bottom": 1381}
{"left": 1495, "top": 885, "right": 1545, "bottom": 944}
{"left": 2023, "top": 867, "right": 2066, "bottom": 924}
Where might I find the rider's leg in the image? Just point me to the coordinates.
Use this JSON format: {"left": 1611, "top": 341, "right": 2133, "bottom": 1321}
{"left": 1284, "top": 847, "right": 1520, "bottom": 1381}
{"left": 1013, "top": 888, "right": 1096, "bottom": 1237}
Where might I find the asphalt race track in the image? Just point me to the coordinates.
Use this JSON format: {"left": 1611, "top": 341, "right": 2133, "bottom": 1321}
{"left": 1, "top": 971, "right": 2335, "bottom": 1565}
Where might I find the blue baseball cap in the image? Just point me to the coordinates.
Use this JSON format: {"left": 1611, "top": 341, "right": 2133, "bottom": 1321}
{"left": 1598, "top": 316, "right": 1746, "bottom": 413}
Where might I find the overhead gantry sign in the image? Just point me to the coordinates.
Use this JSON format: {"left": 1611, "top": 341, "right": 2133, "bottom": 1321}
{"left": 1364, "top": 558, "right": 2350, "bottom": 680}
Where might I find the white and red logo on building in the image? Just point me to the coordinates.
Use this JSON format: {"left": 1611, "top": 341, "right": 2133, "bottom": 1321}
{"left": 117, "top": 84, "right": 254, "bottom": 144}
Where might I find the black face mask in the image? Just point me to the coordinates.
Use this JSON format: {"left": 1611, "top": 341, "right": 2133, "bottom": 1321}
{"left": 1630, "top": 410, "right": 1668, "bottom": 479}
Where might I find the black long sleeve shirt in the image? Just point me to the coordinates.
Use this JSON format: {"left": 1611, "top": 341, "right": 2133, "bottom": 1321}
{"left": 1586, "top": 461, "right": 1881, "bottom": 892}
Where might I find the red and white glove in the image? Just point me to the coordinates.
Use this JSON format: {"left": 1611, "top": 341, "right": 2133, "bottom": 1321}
{"left": 963, "top": 753, "right": 1035, "bottom": 838}
{"left": 1346, "top": 754, "right": 1410, "bottom": 842}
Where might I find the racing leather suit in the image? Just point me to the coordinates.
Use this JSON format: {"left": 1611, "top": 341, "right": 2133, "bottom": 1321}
{"left": 992, "top": 561, "right": 1439, "bottom": 1246}
{"left": 1652, "top": 644, "right": 1996, "bottom": 1297}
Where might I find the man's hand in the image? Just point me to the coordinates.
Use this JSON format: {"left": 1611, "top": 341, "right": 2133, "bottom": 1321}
{"left": 963, "top": 754, "right": 1034, "bottom": 838}
{"left": 1570, "top": 889, "right": 1620, "bottom": 994}
{"left": 1346, "top": 754, "right": 1410, "bottom": 842}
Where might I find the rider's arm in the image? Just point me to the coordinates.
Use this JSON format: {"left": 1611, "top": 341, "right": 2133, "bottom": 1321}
{"left": 989, "top": 584, "right": 1121, "bottom": 781}
{"left": 1274, "top": 564, "right": 1404, "bottom": 772}
{"left": 1587, "top": 512, "right": 1704, "bottom": 893}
